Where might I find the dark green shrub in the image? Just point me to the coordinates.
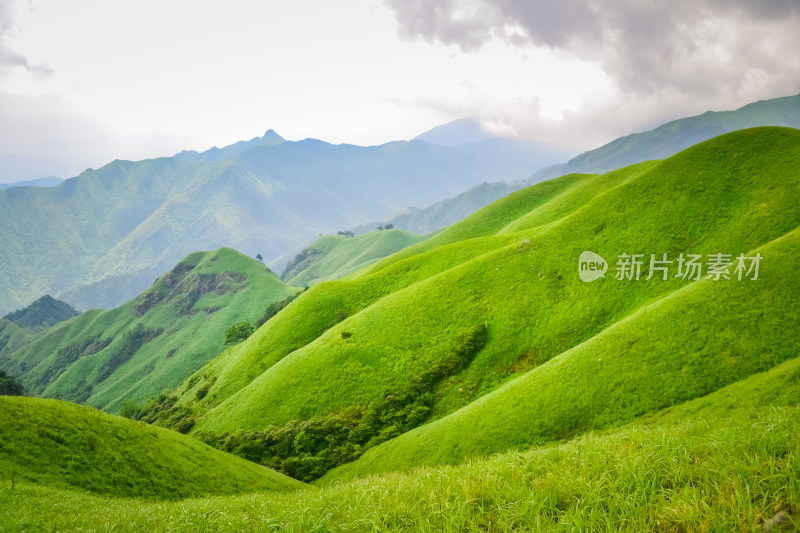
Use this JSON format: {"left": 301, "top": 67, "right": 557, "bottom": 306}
{"left": 0, "top": 370, "right": 24, "bottom": 396}
{"left": 119, "top": 399, "right": 141, "bottom": 419}
{"left": 195, "top": 383, "right": 212, "bottom": 401}
{"left": 224, "top": 321, "right": 254, "bottom": 344}
{"left": 256, "top": 292, "right": 302, "bottom": 327}
{"left": 177, "top": 417, "right": 196, "bottom": 434}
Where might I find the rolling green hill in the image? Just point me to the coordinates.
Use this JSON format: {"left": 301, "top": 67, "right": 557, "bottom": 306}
{"left": 535, "top": 93, "right": 800, "bottom": 180}
{"left": 141, "top": 127, "right": 800, "bottom": 483}
{"left": 280, "top": 229, "right": 429, "bottom": 287}
{"left": 0, "top": 132, "right": 555, "bottom": 317}
{"left": 0, "top": 247, "right": 299, "bottom": 413}
{"left": 0, "top": 320, "right": 35, "bottom": 356}
{"left": 2, "top": 357, "right": 797, "bottom": 531}
{"left": 0, "top": 396, "right": 303, "bottom": 499}
{"left": 324, "top": 224, "right": 800, "bottom": 481}
{"left": 2, "top": 295, "right": 78, "bottom": 332}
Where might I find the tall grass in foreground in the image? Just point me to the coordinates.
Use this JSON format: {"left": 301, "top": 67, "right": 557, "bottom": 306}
{"left": 2, "top": 407, "right": 797, "bottom": 532}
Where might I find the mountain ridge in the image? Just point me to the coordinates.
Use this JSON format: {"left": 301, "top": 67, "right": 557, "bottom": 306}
{"left": 535, "top": 93, "right": 800, "bottom": 179}
{"left": 2, "top": 295, "right": 78, "bottom": 332}
{"left": 0, "top": 131, "right": 557, "bottom": 316}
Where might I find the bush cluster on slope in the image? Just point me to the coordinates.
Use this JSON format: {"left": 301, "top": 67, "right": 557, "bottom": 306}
{"left": 0, "top": 370, "right": 24, "bottom": 395}
{"left": 197, "top": 324, "right": 488, "bottom": 481}
{"left": 224, "top": 321, "right": 254, "bottom": 345}
{"left": 256, "top": 291, "right": 303, "bottom": 328}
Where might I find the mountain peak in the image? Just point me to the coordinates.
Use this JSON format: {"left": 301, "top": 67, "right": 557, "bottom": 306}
{"left": 2, "top": 294, "right": 79, "bottom": 331}
{"left": 413, "top": 117, "right": 493, "bottom": 146}
{"left": 263, "top": 129, "right": 285, "bottom": 142}
{"left": 173, "top": 129, "right": 286, "bottom": 162}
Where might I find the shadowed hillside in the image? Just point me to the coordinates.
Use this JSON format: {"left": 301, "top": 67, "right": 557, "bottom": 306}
{"left": 2, "top": 295, "right": 78, "bottom": 332}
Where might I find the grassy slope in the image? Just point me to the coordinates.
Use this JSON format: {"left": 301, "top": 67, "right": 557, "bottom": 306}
{"left": 167, "top": 171, "right": 589, "bottom": 425}
{"left": 0, "top": 320, "right": 33, "bottom": 358}
{"left": 2, "top": 357, "right": 798, "bottom": 531}
{"left": 282, "top": 229, "right": 428, "bottom": 287}
{"left": 324, "top": 224, "right": 800, "bottom": 481}
{"left": 156, "top": 127, "right": 799, "bottom": 459}
{"left": 0, "top": 247, "right": 299, "bottom": 413}
{"left": 0, "top": 396, "right": 303, "bottom": 499}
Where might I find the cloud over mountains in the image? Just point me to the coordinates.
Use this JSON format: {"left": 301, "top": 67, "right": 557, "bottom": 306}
{"left": 385, "top": 0, "right": 800, "bottom": 99}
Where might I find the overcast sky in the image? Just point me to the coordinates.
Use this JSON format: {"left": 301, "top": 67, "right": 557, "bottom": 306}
{"left": 0, "top": 0, "right": 798, "bottom": 182}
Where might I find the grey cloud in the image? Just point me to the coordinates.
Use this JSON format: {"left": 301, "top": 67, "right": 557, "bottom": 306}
{"left": 0, "top": 1, "right": 52, "bottom": 77}
{"left": 384, "top": 0, "right": 800, "bottom": 99}
{"left": 384, "top": 0, "right": 505, "bottom": 51}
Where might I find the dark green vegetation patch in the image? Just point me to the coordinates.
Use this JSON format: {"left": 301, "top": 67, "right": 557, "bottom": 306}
{"left": 1, "top": 295, "right": 79, "bottom": 332}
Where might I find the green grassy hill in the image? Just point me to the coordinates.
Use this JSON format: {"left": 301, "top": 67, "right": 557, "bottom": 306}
{"left": 281, "top": 229, "right": 429, "bottom": 287}
{"left": 0, "top": 396, "right": 303, "bottom": 499}
{"left": 535, "top": 92, "right": 800, "bottom": 179}
{"left": 142, "top": 127, "right": 800, "bottom": 484}
{"left": 324, "top": 224, "right": 800, "bottom": 481}
{"left": 0, "top": 247, "right": 299, "bottom": 413}
{"left": 0, "top": 320, "right": 34, "bottom": 356}
{"left": 2, "top": 357, "right": 797, "bottom": 531}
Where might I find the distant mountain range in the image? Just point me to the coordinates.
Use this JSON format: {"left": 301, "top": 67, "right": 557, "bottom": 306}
{"left": 3, "top": 94, "right": 799, "bottom": 317}
{"left": 0, "top": 131, "right": 560, "bottom": 316}
{"left": 366, "top": 93, "right": 800, "bottom": 238}
{"left": 350, "top": 181, "right": 528, "bottom": 236}
{"left": 1, "top": 295, "right": 78, "bottom": 332}
{"left": 0, "top": 176, "right": 63, "bottom": 190}
{"left": 413, "top": 117, "right": 498, "bottom": 146}
{"left": 535, "top": 93, "right": 800, "bottom": 179}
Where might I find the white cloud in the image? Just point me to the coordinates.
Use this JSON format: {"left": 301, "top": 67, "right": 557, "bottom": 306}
{"left": 0, "top": 0, "right": 798, "bottom": 181}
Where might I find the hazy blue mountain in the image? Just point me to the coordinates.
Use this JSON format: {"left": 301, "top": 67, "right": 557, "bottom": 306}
{"left": 0, "top": 176, "right": 63, "bottom": 190}
{"left": 0, "top": 130, "right": 559, "bottom": 316}
{"left": 173, "top": 129, "right": 286, "bottom": 162}
{"left": 534, "top": 93, "right": 800, "bottom": 180}
{"left": 413, "top": 117, "right": 494, "bottom": 146}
